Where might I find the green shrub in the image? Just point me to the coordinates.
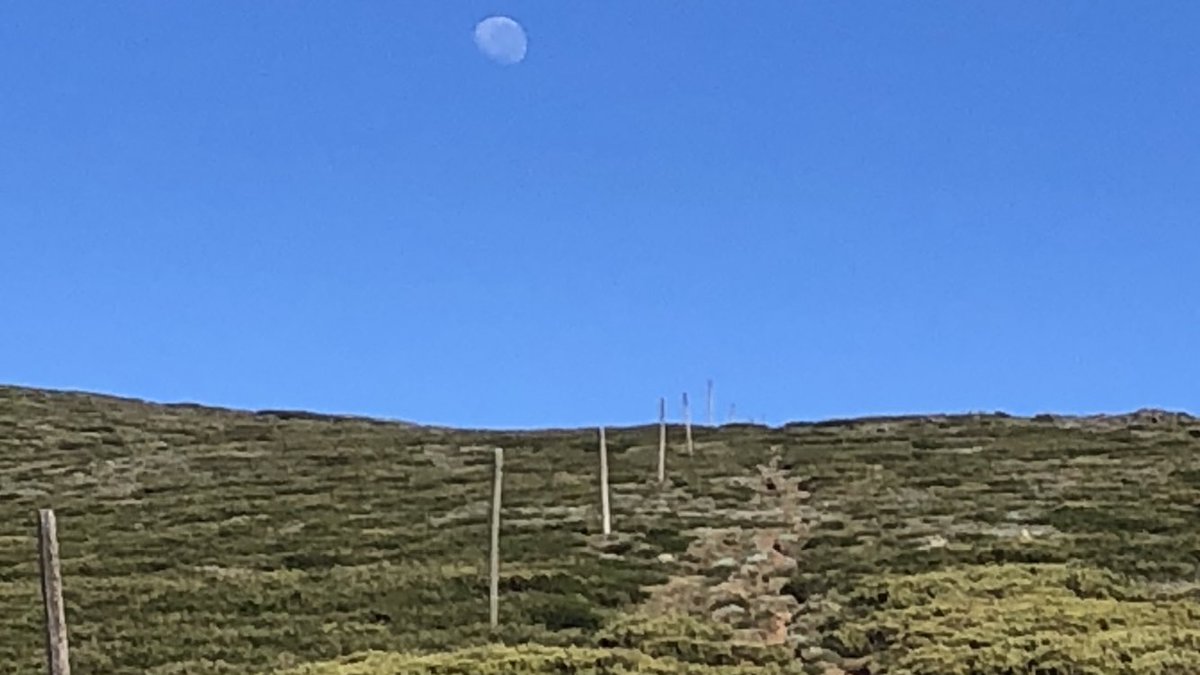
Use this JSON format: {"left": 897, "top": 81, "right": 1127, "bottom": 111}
{"left": 514, "top": 592, "right": 604, "bottom": 632}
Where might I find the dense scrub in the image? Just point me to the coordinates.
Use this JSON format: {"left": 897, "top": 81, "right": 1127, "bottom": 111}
{"left": 277, "top": 644, "right": 799, "bottom": 674}
{"left": 281, "top": 614, "right": 803, "bottom": 674}
{"left": 823, "top": 564, "right": 1200, "bottom": 674}
{"left": 1, "top": 386, "right": 1198, "bottom": 673}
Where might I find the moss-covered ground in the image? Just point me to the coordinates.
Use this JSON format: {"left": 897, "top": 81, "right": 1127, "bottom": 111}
{"left": 0, "top": 385, "right": 1197, "bottom": 673}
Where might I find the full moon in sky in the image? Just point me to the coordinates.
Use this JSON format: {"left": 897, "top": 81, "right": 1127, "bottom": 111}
{"left": 474, "top": 16, "right": 527, "bottom": 65}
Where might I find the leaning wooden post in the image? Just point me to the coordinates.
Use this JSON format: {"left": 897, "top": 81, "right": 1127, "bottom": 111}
{"left": 657, "top": 398, "right": 667, "bottom": 484}
{"left": 37, "top": 509, "right": 70, "bottom": 675}
{"left": 682, "top": 392, "right": 694, "bottom": 455}
{"left": 599, "top": 427, "right": 612, "bottom": 535}
{"left": 489, "top": 448, "right": 503, "bottom": 630}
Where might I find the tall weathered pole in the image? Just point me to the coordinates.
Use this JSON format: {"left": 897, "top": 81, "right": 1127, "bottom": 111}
{"left": 599, "top": 427, "right": 612, "bottom": 535}
{"left": 657, "top": 397, "right": 667, "bottom": 484}
{"left": 38, "top": 509, "right": 70, "bottom": 675}
{"left": 489, "top": 448, "right": 504, "bottom": 629}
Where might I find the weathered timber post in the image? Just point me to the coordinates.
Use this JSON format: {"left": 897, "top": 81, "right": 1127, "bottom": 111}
{"left": 489, "top": 448, "right": 503, "bottom": 629}
{"left": 599, "top": 426, "right": 612, "bottom": 535}
{"left": 682, "top": 392, "right": 694, "bottom": 455}
{"left": 38, "top": 509, "right": 70, "bottom": 675}
{"left": 657, "top": 397, "right": 667, "bottom": 485}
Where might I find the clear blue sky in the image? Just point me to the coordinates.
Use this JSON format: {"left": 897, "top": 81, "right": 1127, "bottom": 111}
{"left": 2, "top": 2, "right": 1198, "bottom": 429}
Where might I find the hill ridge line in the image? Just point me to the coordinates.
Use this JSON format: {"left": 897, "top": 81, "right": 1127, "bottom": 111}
{"left": 1, "top": 383, "right": 1193, "bottom": 433}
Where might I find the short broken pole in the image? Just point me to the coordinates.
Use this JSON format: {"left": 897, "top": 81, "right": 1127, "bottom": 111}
{"left": 682, "top": 392, "right": 694, "bottom": 455}
{"left": 706, "top": 379, "right": 714, "bottom": 426}
{"left": 657, "top": 397, "right": 667, "bottom": 485}
{"left": 489, "top": 448, "right": 504, "bottom": 630}
{"left": 38, "top": 508, "right": 70, "bottom": 675}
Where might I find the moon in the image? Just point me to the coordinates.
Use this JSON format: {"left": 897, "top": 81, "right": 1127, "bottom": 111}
{"left": 474, "top": 16, "right": 528, "bottom": 65}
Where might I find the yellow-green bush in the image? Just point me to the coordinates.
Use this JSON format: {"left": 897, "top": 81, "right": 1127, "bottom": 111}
{"left": 825, "top": 563, "right": 1200, "bottom": 674}
{"left": 596, "top": 612, "right": 794, "bottom": 667}
{"left": 276, "top": 615, "right": 805, "bottom": 674}
{"left": 275, "top": 644, "right": 802, "bottom": 674}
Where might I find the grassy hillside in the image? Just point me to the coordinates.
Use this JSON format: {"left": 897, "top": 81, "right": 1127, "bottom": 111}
{"left": 1, "top": 385, "right": 1198, "bottom": 674}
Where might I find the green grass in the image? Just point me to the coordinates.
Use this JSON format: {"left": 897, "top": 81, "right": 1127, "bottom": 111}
{"left": 1, "top": 386, "right": 1198, "bottom": 673}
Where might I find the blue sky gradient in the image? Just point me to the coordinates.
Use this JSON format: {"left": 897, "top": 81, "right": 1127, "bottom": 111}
{"left": 2, "top": 2, "right": 1198, "bottom": 428}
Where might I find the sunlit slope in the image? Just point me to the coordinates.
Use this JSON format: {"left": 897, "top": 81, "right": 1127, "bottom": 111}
{"left": 1, "top": 385, "right": 1197, "bottom": 674}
